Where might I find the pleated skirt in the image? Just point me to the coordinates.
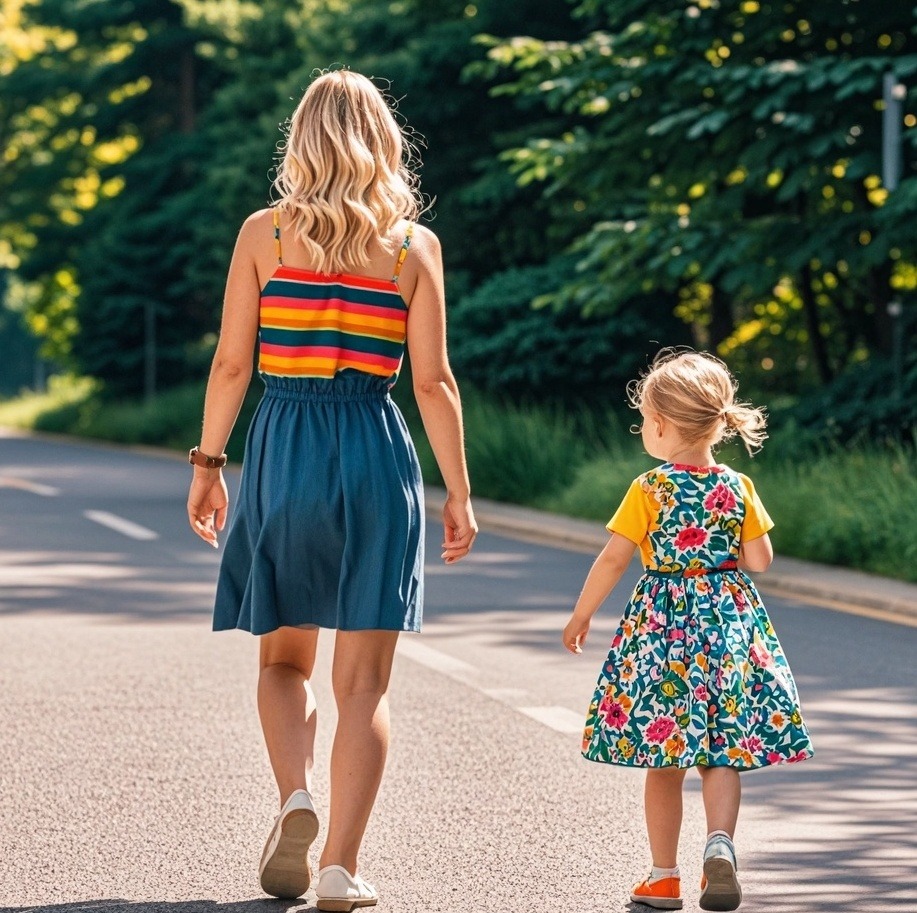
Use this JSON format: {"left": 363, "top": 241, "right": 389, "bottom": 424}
{"left": 213, "top": 372, "right": 425, "bottom": 634}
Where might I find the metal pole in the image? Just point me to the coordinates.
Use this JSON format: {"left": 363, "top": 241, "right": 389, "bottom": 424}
{"left": 882, "top": 73, "right": 906, "bottom": 403}
{"left": 882, "top": 72, "right": 903, "bottom": 192}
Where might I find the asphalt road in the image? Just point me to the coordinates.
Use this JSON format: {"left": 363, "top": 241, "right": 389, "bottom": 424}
{"left": 1, "top": 429, "right": 915, "bottom": 913}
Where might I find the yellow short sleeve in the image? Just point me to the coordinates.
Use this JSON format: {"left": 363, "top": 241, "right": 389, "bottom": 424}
{"left": 606, "top": 478, "right": 652, "bottom": 546}
{"left": 738, "top": 473, "right": 774, "bottom": 542}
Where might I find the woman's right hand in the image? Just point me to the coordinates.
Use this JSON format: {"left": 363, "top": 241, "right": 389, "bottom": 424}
{"left": 441, "top": 496, "right": 477, "bottom": 564}
{"left": 187, "top": 469, "right": 229, "bottom": 548}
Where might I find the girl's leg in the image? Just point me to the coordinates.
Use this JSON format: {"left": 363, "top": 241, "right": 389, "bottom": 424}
{"left": 258, "top": 626, "right": 320, "bottom": 804}
{"left": 319, "top": 629, "right": 399, "bottom": 874}
{"left": 698, "top": 766, "right": 741, "bottom": 836}
{"left": 644, "top": 768, "right": 689, "bottom": 867}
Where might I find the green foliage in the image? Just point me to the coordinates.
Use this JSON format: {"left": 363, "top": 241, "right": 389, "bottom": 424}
{"left": 0, "top": 0, "right": 228, "bottom": 392}
{"left": 482, "top": 0, "right": 917, "bottom": 390}
{"left": 0, "top": 374, "right": 257, "bottom": 461}
{"left": 758, "top": 440, "right": 917, "bottom": 580}
{"left": 459, "top": 392, "right": 588, "bottom": 503}
{"left": 778, "top": 328, "right": 917, "bottom": 446}
{"left": 0, "top": 374, "right": 97, "bottom": 428}
{"left": 448, "top": 258, "right": 691, "bottom": 407}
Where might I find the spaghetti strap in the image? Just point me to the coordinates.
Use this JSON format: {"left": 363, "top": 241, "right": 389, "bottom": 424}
{"left": 391, "top": 222, "right": 414, "bottom": 283}
{"left": 273, "top": 208, "right": 283, "bottom": 265}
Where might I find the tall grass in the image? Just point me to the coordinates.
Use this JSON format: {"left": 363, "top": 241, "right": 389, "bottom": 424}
{"left": 756, "top": 440, "right": 916, "bottom": 580}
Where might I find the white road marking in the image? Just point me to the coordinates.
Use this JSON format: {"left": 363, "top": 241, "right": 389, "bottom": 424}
{"left": 517, "top": 706, "right": 585, "bottom": 734}
{"left": 396, "top": 638, "right": 476, "bottom": 678}
{"left": 83, "top": 510, "right": 159, "bottom": 541}
{"left": 397, "top": 640, "right": 584, "bottom": 736}
{"left": 0, "top": 477, "right": 60, "bottom": 496}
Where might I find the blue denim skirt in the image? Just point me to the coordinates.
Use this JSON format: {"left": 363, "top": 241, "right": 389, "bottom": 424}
{"left": 213, "top": 372, "right": 424, "bottom": 634}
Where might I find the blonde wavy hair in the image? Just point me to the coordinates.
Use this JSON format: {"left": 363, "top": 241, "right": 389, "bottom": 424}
{"left": 272, "top": 69, "right": 424, "bottom": 274}
{"left": 628, "top": 348, "right": 768, "bottom": 455}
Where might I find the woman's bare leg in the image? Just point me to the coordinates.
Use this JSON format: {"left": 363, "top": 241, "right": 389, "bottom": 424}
{"left": 258, "top": 626, "right": 320, "bottom": 804}
{"left": 318, "top": 629, "right": 399, "bottom": 874}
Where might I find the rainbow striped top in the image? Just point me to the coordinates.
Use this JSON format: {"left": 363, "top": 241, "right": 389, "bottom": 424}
{"left": 259, "top": 210, "right": 413, "bottom": 383}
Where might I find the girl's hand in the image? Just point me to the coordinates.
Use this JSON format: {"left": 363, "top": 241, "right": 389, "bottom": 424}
{"left": 187, "top": 469, "right": 229, "bottom": 548}
{"left": 442, "top": 496, "right": 477, "bottom": 563}
{"left": 562, "top": 613, "right": 591, "bottom": 654}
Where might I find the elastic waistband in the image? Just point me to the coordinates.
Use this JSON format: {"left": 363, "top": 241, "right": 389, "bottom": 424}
{"left": 645, "top": 561, "right": 739, "bottom": 579}
{"left": 264, "top": 385, "right": 390, "bottom": 403}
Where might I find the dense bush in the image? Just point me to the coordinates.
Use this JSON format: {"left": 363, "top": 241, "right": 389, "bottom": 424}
{"left": 448, "top": 260, "right": 691, "bottom": 408}
{"left": 779, "top": 335, "right": 917, "bottom": 447}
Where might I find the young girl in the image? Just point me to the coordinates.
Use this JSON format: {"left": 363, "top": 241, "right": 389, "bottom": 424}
{"left": 562, "top": 349, "right": 812, "bottom": 912}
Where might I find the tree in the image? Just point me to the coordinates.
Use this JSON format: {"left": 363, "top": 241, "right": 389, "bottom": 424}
{"left": 482, "top": 0, "right": 917, "bottom": 390}
{"left": 0, "top": 0, "right": 227, "bottom": 393}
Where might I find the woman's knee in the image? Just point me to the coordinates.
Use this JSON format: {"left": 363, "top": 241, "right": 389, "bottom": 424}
{"left": 331, "top": 630, "right": 398, "bottom": 698}
{"left": 259, "top": 626, "right": 319, "bottom": 677}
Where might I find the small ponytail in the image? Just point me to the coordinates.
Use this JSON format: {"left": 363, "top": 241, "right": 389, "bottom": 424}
{"left": 722, "top": 402, "right": 768, "bottom": 455}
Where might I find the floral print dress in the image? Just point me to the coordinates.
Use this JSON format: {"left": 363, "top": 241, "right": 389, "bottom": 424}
{"left": 583, "top": 463, "right": 813, "bottom": 770}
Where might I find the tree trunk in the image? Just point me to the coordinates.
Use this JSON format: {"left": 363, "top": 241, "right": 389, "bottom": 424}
{"left": 708, "top": 282, "right": 734, "bottom": 350}
{"left": 178, "top": 46, "right": 196, "bottom": 134}
{"left": 800, "top": 263, "right": 834, "bottom": 384}
{"left": 867, "top": 261, "right": 895, "bottom": 355}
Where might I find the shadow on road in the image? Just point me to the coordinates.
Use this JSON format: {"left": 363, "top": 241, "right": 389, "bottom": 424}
{"left": 741, "top": 681, "right": 917, "bottom": 909}
{"left": 0, "top": 549, "right": 215, "bottom": 624}
{"left": 2, "top": 900, "right": 315, "bottom": 913}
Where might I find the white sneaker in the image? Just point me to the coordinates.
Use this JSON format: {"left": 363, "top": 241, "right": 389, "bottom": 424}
{"left": 316, "top": 864, "right": 379, "bottom": 911}
{"left": 258, "top": 789, "right": 319, "bottom": 899}
{"left": 700, "top": 833, "right": 742, "bottom": 911}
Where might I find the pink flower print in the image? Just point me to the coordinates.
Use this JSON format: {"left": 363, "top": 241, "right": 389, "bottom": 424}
{"left": 645, "top": 715, "right": 678, "bottom": 744}
{"left": 766, "top": 751, "right": 783, "bottom": 764}
{"left": 675, "top": 524, "right": 708, "bottom": 551}
{"left": 749, "top": 643, "right": 773, "bottom": 668}
{"left": 739, "top": 735, "right": 764, "bottom": 754}
{"left": 704, "top": 482, "right": 737, "bottom": 513}
{"left": 667, "top": 627, "right": 685, "bottom": 642}
{"left": 694, "top": 684, "right": 709, "bottom": 701}
{"left": 602, "top": 700, "right": 629, "bottom": 730}
{"left": 646, "top": 610, "right": 667, "bottom": 633}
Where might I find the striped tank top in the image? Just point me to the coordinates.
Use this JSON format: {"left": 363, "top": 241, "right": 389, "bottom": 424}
{"left": 258, "top": 209, "right": 413, "bottom": 383}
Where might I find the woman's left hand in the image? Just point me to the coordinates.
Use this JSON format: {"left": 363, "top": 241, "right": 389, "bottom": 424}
{"left": 442, "top": 496, "right": 477, "bottom": 563}
{"left": 187, "top": 469, "right": 229, "bottom": 548}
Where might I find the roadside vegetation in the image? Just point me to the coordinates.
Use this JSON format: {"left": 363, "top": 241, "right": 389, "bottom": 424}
{"left": 2, "top": 375, "right": 912, "bottom": 584}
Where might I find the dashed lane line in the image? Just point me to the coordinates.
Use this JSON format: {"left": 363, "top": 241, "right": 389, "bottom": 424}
{"left": 396, "top": 638, "right": 476, "bottom": 678}
{"left": 517, "top": 706, "right": 586, "bottom": 734}
{"left": 83, "top": 510, "right": 159, "bottom": 541}
{"left": 397, "top": 639, "right": 583, "bottom": 736}
{"left": 0, "top": 477, "right": 60, "bottom": 497}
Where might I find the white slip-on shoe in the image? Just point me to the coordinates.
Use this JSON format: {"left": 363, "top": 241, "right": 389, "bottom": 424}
{"left": 258, "top": 789, "right": 319, "bottom": 899}
{"left": 316, "top": 864, "right": 378, "bottom": 911}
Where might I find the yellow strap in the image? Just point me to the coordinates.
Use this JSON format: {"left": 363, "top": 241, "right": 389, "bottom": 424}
{"left": 391, "top": 222, "right": 414, "bottom": 282}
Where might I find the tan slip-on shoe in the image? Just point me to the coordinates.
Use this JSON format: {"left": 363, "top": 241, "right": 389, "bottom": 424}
{"left": 258, "top": 789, "right": 319, "bottom": 899}
{"left": 316, "top": 864, "right": 378, "bottom": 911}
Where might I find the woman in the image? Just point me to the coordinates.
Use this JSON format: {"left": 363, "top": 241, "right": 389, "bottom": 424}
{"left": 186, "top": 69, "right": 476, "bottom": 911}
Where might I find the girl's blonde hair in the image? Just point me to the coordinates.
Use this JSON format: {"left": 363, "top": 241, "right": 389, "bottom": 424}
{"left": 628, "top": 348, "right": 767, "bottom": 455}
{"left": 272, "top": 69, "right": 423, "bottom": 273}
